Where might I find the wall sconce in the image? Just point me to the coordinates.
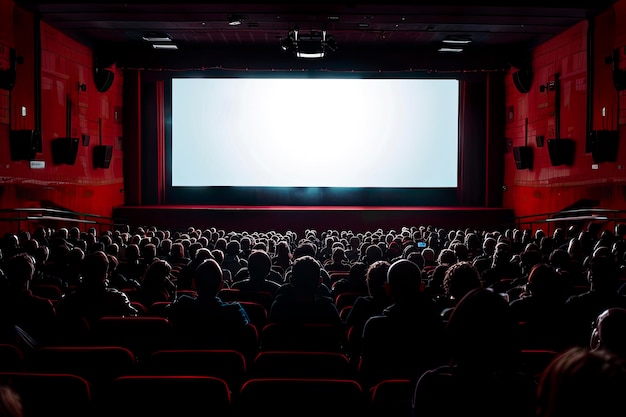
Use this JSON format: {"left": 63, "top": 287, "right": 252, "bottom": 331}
{"left": 538, "top": 81, "right": 555, "bottom": 93}
{"left": 78, "top": 83, "right": 87, "bottom": 92}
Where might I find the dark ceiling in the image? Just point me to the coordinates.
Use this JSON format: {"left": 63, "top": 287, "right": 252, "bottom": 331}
{"left": 15, "top": 1, "right": 618, "bottom": 73}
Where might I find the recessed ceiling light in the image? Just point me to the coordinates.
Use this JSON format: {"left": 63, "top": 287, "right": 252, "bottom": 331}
{"left": 152, "top": 44, "right": 178, "bottom": 50}
{"left": 228, "top": 14, "right": 245, "bottom": 26}
{"left": 438, "top": 47, "right": 463, "bottom": 53}
{"left": 142, "top": 32, "right": 171, "bottom": 42}
{"left": 442, "top": 37, "right": 472, "bottom": 44}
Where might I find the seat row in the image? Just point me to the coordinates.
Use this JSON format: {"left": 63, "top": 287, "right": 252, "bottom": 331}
{"left": 0, "top": 343, "right": 413, "bottom": 417}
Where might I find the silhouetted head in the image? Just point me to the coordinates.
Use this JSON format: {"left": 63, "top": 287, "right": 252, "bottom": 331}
{"left": 290, "top": 255, "right": 321, "bottom": 293}
{"left": 385, "top": 259, "right": 422, "bottom": 301}
{"left": 537, "top": 346, "right": 626, "bottom": 417}
{"left": 247, "top": 250, "right": 272, "bottom": 281}
{"left": 193, "top": 258, "right": 224, "bottom": 297}
{"left": 591, "top": 308, "right": 626, "bottom": 358}
{"left": 445, "top": 287, "right": 518, "bottom": 369}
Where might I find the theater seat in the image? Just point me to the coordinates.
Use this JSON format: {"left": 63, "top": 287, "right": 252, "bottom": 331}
{"left": 90, "top": 316, "right": 172, "bottom": 361}
{"left": 102, "top": 375, "right": 231, "bottom": 417}
{"left": 259, "top": 322, "right": 345, "bottom": 352}
{"left": 237, "top": 378, "right": 366, "bottom": 417}
{"left": 249, "top": 350, "right": 356, "bottom": 379}
{"left": 0, "top": 371, "right": 92, "bottom": 417}
{"left": 25, "top": 345, "right": 137, "bottom": 398}
{"left": 143, "top": 349, "right": 247, "bottom": 392}
{"left": 369, "top": 378, "right": 413, "bottom": 417}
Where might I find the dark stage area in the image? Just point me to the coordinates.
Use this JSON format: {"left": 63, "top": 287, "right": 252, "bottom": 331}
{"left": 112, "top": 206, "right": 515, "bottom": 236}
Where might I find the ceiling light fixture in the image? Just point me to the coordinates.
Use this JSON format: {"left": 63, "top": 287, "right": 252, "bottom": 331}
{"left": 227, "top": 14, "right": 246, "bottom": 26}
{"left": 442, "top": 36, "right": 472, "bottom": 45}
{"left": 152, "top": 44, "right": 178, "bottom": 50}
{"left": 438, "top": 47, "right": 463, "bottom": 53}
{"left": 142, "top": 32, "right": 172, "bottom": 42}
{"left": 280, "top": 29, "right": 338, "bottom": 59}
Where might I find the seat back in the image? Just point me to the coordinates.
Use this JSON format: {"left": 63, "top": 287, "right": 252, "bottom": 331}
{"left": 218, "top": 288, "right": 275, "bottom": 311}
{"left": 0, "top": 371, "right": 91, "bottom": 417}
{"left": 369, "top": 378, "right": 413, "bottom": 417}
{"left": 0, "top": 344, "right": 25, "bottom": 372}
{"left": 238, "top": 301, "right": 268, "bottom": 330}
{"left": 103, "top": 375, "right": 232, "bottom": 417}
{"left": 259, "top": 322, "right": 345, "bottom": 352}
{"left": 91, "top": 316, "right": 172, "bottom": 361}
{"left": 249, "top": 350, "right": 356, "bottom": 379}
{"left": 25, "top": 345, "right": 137, "bottom": 395}
{"left": 237, "top": 378, "right": 366, "bottom": 417}
{"left": 519, "top": 349, "right": 559, "bottom": 381}
{"left": 334, "top": 291, "right": 367, "bottom": 310}
{"left": 148, "top": 301, "right": 171, "bottom": 318}
{"left": 143, "top": 349, "right": 247, "bottom": 392}
{"left": 168, "top": 322, "right": 259, "bottom": 363}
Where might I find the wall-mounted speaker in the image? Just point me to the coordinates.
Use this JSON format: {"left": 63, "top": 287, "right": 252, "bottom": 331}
{"left": 547, "top": 138, "right": 576, "bottom": 166}
{"left": 589, "top": 130, "right": 619, "bottom": 163}
{"left": 94, "top": 67, "right": 114, "bottom": 93}
{"left": 9, "top": 130, "right": 39, "bottom": 161}
{"left": 0, "top": 69, "right": 16, "bottom": 91}
{"left": 93, "top": 145, "right": 113, "bottom": 168}
{"left": 513, "top": 146, "right": 533, "bottom": 170}
{"left": 0, "top": 48, "right": 17, "bottom": 91}
{"left": 613, "top": 69, "right": 626, "bottom": 91}
{"left": 512, "top": 68, "right": 533, "bottom": 94}
{"left": 51, "top": 137, "right": 80, "bottom": 165}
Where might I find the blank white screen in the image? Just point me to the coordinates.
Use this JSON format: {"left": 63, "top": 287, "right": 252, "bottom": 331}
{"left": 171, "top": 77, "right": 459, "bottom": 188}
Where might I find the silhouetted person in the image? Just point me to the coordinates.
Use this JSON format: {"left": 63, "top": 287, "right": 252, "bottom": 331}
{"left": 590, "top": 307, "right": 626, "bottom": 358}
{"left": 269, "top": 255, "right": 342, "bottom": 326}
{"left": 166, "top": 258, "right": 250, "bottom": 348}
{"left": 231, "top": 249, "right": 281, "bottom": 296}
{"left": 55, "top": 251, "right": 138, "bottom": 329}
{"left": 436, "top": 260, "right": 482, "bottom": 321}
{"left": 134, "top": 258, "right": 176, "bottom": 309}
{"left": 412, "top": 287, "right": 536, "bottom": 417}
{"left": 509, "top": 263, "right": 569, "bottom": 351}
{"left": 359, "top": 259, "right": 446, "bottom": 389}
{"left": 344, "top": 260, "right": 391, "bottom": 365}
{"left": 0, "top": 253, "right": 56, "bottom": 347}
{"left": 536, "top": 346, "right": 626, "bottom": 417}
{"left": 330, "top": 261, "right": 368, "bottom": 298}
{"left": 563, "top": 254, "right": 626, "bottom": 347}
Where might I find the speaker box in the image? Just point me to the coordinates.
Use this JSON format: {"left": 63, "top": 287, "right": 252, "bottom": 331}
{"left": 94, "top": 67, "right": 114, "bottom": 93}
{"left": 0, "top": 69, "right": 16, "bottom": 91}
{"left": 512, "top": 68, "right": 532, "bottom": 94}
{"left": 589, "top": 130, "right": 619, "bottom": 163}
{"left": 93, "top": 145, "right": 113, "bottom": 168}
{"left": 51, "top": 137, "right": 80, "bottom": 165}
{"left": 513, "top": 146, "right": 533, "bottom": 170}
{"left": 547, "top": 138, "right": 575, "bottom": 166}
{"left": 9, "top": 130, "right": 39, "bottom": 161}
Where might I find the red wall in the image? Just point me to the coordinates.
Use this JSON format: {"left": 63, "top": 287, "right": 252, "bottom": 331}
{"left": 502, "top": 2, "right": 626, "bottom": 219}
{"left": 0, "top": 0, "right": 124, "bottom": 234}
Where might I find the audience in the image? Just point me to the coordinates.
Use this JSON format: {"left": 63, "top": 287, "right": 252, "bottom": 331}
{"left": 3, "top": 221, "right": 626, "bottom": 416}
